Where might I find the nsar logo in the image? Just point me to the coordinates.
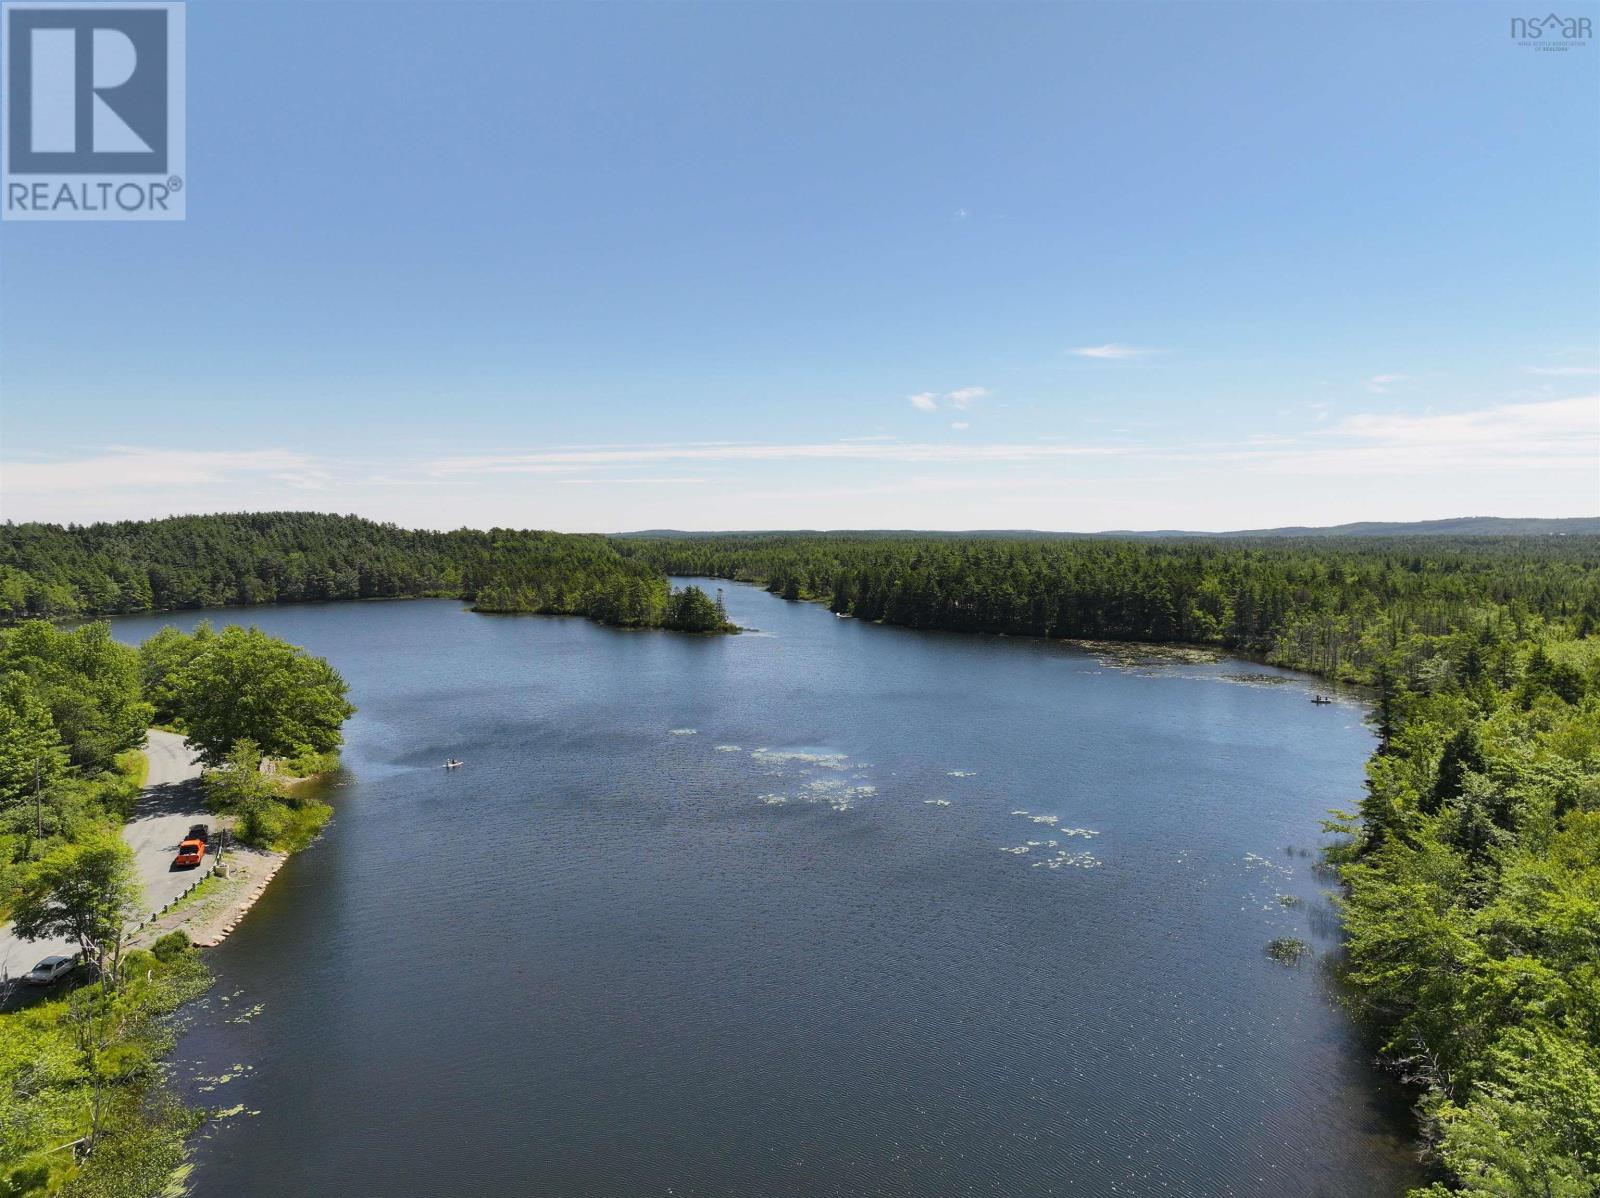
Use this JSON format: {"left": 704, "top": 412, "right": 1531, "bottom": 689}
{"left": 2, "top": 2, "right": 185, "bottom": 221}
{"left": 1510, "top": 12, "right": 1592, "bottom": 50}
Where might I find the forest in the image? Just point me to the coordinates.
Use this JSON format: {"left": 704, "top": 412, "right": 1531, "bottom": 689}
{"left": 1336, "top": 624, "right": 1599, "bottom": 1196}
{"left": 2, "top": 514, "right": 1597, "bottom": 1194}
{"left": 622, "top": 533, "right": 1600, "bottom": 683}
{"left": 0, "top": 514, "right": 735, "bottom": 633}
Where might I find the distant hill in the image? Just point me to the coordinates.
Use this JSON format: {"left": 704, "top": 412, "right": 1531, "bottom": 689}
{"left": 1108, "top": 516, "right": 1600, "bottom": 538}
{"left": 621, "top": 517, "right": 1600, "bottom": 540}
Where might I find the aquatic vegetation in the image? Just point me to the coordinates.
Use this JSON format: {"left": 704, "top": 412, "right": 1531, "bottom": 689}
{"left": 1005, "top": 835, "right": 1097, "bottom": 869}
{"left": 751, "top": 748, "right": 849, "bottom": 769}
{"left": 1266, "top": 937, "right": 1310, "bottom": 964}
{"left": 1243, "top": 851, "right": 1292, "bottom": 880}
{"left": 800, "top": 779, "right": 875, "bottom": 811}
{"left": 1220, "top": 673, "right": 1290, "bottom": 686}
{"left": 1032, "top": 850, "right": 1101, "bottom": 871}
{"left": 749, "top": 744, "right": 877, "bottom": 813}
{"left": 193, "top": 1062, "right": 257, "bottom": 1093}
{"left": 1086, "top": 642, "right": 1226, "bottom": 670}
{"left": 1010, "top": 811, "right": 1096, "bottom": 838}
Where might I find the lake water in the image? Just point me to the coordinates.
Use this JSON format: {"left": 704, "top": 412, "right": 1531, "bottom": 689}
{"left": 109, "top": 582, "right": 1422, "bottom": 1197}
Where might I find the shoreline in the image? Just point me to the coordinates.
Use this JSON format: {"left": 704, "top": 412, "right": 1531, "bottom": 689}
{"left": 52, "top": 587, "right": 1358, "bottom": 690}
{"left": 124, "top": 751, "right": 332, "bottom": 955}
{"left": 175, "top": 764, "right": 335, "bottom": 946}
{"left": 682, "top": 576, "right": 1374, "bottom": 693}
{"left": 130, "top": 845, "right": 290, "bottom": 952}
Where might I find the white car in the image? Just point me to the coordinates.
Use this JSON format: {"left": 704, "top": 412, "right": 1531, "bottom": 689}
{"left": 23, "top": 955, "right": 76, "bottom": 986}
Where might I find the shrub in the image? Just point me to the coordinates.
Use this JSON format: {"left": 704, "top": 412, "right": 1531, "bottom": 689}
{"left": 150, "top": 930, "right": 191, "bottom": 963}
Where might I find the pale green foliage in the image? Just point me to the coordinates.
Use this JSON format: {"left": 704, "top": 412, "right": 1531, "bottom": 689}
{"left": 161, "top": 626, "right": 355, "bottom": 766}
{"left": 0, "top": 948, "right": 209, "bottom": 1197}
{"left": 1422, "top": 1028, "right": 1600, "bottom": 1197}
{"left": 201, "top": 739, "right": 285, "bottom": 811}
{"left": 134, "top": 621, "right": 213, "bottom": 726}
{"left": 203, "top": 739, "right": 330, "bottom": 852}
{"left": 1344, "top": 627, "right": 1600, "bottom": 1197}
{"left": 0, "top": 624, "right": 150, "bottom": 772}
{"left": 0, "top": 676, "right": 67, "bottom": 808}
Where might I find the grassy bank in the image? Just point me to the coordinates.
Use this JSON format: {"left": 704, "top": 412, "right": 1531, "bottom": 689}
{"left": 203, "top": 742, "right": 334, "bottom": 855}
{"left": 0, "top": 933, "right": 210, "bottom": 1198}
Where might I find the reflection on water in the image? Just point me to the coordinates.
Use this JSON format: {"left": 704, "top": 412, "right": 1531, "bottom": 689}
{"left": 108, "top": 582, "right": 1422, "bottom": 1197}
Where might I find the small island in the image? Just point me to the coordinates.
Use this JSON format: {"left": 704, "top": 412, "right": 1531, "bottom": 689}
{"left": 473, "top": 579, "right": 739, "bottom": 634}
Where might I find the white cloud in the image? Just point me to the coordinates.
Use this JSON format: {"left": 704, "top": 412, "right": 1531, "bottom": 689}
{"left": 1071, "top": 344, "right": 1154, "bottom": 360}
{"left": 1527, "top": 365, "right": 1600, "bottom": 377}
{"left": 427, "top": 440, "right": 1129, "bottom": 475}
{"left": 909, "top": 386, "right": 988, "bottom": 413}
{"left": 1234, "top": 395, "right": 1600, "bottom": 475}
{"left": 1365, "top": 373, "right": 1405, "bottom": 394}
{"left": 1335, "top": 393, "right": 1593, "bottom": 454}
{"left": 1, "top": 448, "right": 317, "bottom": 495}
{"left": 556, "top": 476, "right": 707, "bottom": 486}
{"left": 6, "top": 397, "right": 1589, "bottom": 530}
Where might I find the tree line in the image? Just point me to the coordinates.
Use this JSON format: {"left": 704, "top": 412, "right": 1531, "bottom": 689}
{"left": 620, "top": 533, "right": 1600, "bottom": 682}
{"left": 0, "top": 513, "right": 734, "bottom": 633}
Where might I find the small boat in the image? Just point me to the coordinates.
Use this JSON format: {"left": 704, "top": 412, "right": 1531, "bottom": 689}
{"left": 444, "top": 759, "right": 464, "bottom": 769}
{"left": 1310, "top": 696, "right": 1333, "bottom": 705}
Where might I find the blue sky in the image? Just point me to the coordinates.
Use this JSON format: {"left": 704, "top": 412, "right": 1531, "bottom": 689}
{"left": 2, "top": 0, "right": 1596, "bottom": 531}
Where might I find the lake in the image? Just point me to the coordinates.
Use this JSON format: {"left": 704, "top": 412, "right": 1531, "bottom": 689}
{"left": 108, "top": 581, "right": 1422, "bottom": 1197}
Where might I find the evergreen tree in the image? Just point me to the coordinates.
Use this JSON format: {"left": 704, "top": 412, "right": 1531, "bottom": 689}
{"left": 1430, "top": 725, "right": 1488, "bottom": 815}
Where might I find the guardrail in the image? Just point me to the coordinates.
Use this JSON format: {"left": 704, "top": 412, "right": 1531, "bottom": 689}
{"left": 127, "top": 858, "right": 220, "bottom": 938}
